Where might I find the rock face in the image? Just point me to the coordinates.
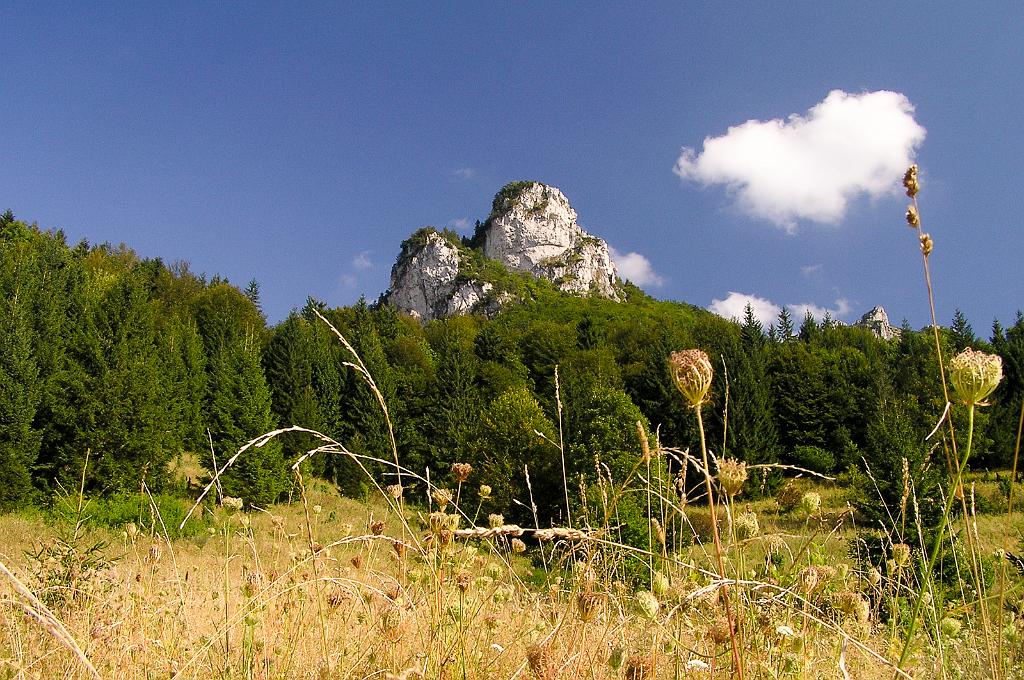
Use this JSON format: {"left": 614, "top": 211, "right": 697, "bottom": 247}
{"left": 855, "top": 306, "right": 901, "bottom": 340}
{"left": 483, "top": 183, "right": 619, "bottom": 300}
{"left": 385, "top": 182, "right": 621, "bottom": 321}
{"left": 386, "top": 231, "right": 498, "bottom": 320}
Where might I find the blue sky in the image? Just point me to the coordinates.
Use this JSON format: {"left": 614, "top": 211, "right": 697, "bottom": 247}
{"left": 3, "top": 2, "right": 1022, "bottom": 334}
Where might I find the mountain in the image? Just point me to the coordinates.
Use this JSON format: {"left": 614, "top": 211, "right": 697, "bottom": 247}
{"left": 384, "top": 181, "right": 621, "bottom": 320}
{"left": 854, "top": 305, "right": 901, "bottom": 340}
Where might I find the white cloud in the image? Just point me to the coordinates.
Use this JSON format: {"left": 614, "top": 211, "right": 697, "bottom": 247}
{"left": 709, "top": 292, "right": 852, "bottom": 326}
{"left": 609, "top": 247, "right": 664, "bottom": 287}
{"left": 708, "top": 292, "right": 781, "bottom": 326}
{"left": 453, "top": 167, "right": 476, "bottom": 180}
{"left": 675, "top": 90, "right": 926, "bottom": 231}
{"left": 800, "top": 264, "right": 823, "bottom": 277}
{"left": 352, "top": 251, "right": 372, "bottom": 270}
{"left": 788, "top": 298, "right": 851, "bottom": 322}
{"left": 449, "top": 217, "right": 471, "bottom": 232}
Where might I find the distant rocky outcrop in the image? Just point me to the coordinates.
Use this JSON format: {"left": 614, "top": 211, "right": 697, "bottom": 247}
{"left": 383, "top": 182, "right": 621, "bottom": 320}
{"left": 385, "top": 231, "right": 501, "bottom": 321}
{"left": 855, "top": 306, "right": 901, "bottom": 340}
{"left": 482, "top": 182, "right": 619, "bottom": 300}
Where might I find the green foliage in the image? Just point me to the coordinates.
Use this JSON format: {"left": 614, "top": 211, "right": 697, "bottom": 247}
{"left": 468, "top": 387, "right": 558, "bottom": 524}
{"left": 71, "top": 492, "right": 213, "bottom": 539}
{"left": 791, "top": 445, "right": 836, "bottom": 473}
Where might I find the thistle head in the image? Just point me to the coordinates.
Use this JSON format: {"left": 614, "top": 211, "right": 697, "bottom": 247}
{"left": 668, "top": 349, "right": 714, "bottom": 407}
{"left": 950, "top": 347, "right": 1003, "bottom": 406}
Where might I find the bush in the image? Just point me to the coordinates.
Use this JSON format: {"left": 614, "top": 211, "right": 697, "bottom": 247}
{"left": 52, "top": 492, "right": 213, "bottom": 539}
{"left": 791, "top": 445, "right": 836, "bottom": 474}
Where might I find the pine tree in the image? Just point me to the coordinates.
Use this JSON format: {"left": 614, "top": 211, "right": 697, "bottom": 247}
{"left": 776, "top": 307, "right": 795, "bottom": 341}
{"left": 0, "top": 298, "right": 41, "bottom": 509}
{"left": 950, "top": 308, "right": 976, "bottom": 352}
{"left": 206, "top": 332, "right": 285, "bottom": 506}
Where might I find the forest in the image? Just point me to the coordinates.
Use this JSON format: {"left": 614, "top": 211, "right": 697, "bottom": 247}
{"left": 2, "top": 208, "right": 1023, "bottom": 533}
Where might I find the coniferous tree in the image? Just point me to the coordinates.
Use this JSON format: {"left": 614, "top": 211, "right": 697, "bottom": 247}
{"left": 0, "top": 296, "right": 41, "bottom": 509}
{"left": 776, "top": 307, "right": 795, "bottom": 341}
{"left": 206, "top": 331, "right": 285, "bottom": 505}
{"left": 798, "top": 311, "right": 819, "bottom": 343}
{"left": 950, "top": 309, "right": 976, "bottom": 352}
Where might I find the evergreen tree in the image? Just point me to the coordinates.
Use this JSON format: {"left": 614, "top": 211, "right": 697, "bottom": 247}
{"left": 206, "top": 332, "right": 285, "bottom": 506}
{"left": 950, "top": 309, "right": 976, "bottom": 352}
{"left": 798, "top": 311, "right": 819, "bottom": 343}
{"left": 0, "top": 297, "right": 41, "bottom": 509}
{"left": 776, "top": 307, "right": 795, "bottom": 341}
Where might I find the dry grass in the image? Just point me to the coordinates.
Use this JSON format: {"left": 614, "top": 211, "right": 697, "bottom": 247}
{"left": 3, "top": 477, "right": 1014, "bottom": 680}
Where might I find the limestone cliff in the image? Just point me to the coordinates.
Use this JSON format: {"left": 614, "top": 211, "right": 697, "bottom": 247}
{"left": 854, "top": 306, "right": 901, "bottom": 340}
{"left": 384, "top": 182, "right": 622, "bottom": 320}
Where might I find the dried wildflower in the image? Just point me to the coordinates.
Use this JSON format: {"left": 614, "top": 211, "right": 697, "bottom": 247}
{"left": 707, "top": 617, "right": 734, "bottom": 645}
{"left": 369, "top": 520, "right": 386, "bottom": 536}
{"left": 126, "top": 522, "right": 138, "bottom": 538}
{"left": 386, "top": 484, "right": 403, "bottom": 499}
{"left": 717, "top": 457, "right": 748, "bottom": 496}
{"left": 903, "top": 165, "right": 919, "bottom": 198}
{"left": 668, "top": 349, "right": 714, "bottom": 407}
{"left": 391, "top": 539, "right": 407, "bottom": 559}
{"left": 733, "top": 511, "right": 760, "bottom": 540}
{"left": 836, "top": 591, "right": 870, "bottom": 624}
{"left": 431, "top": 488, "right": 453, "bottom": 511}
{"left": 625, "top": 653, "right": 653, "bottom": 680}
{"left": 526, "top": 644, "right": 553, "bottom": 679}
{"left": 798, "top": 491, "right": 821, "bottom": 515}
{"left": 511, "top": 538, "right": 527, "bottom": 553}
{"left": 636, "top": 590, "right": 660, "bottom": 620}
{"left": 455, "top": 571, "right": 471, "bottom": 593}
{"left": 919, "top": 232, "right": 933, "bottom": 256}
{"left": 488, "top": 513, "right": 505, "bottom": 529}
{"left": 798, "top": 566, "right": 827, "bottom": 595}
{"left": 576, "top": 592, "right": 604, "bottom": 622}
{"left": 452, "top": 463, "right": 473, "bottom": 483}
{"left": 312, "top": 504, "right": 322, "bottom": 515}
{"left": 950, "top": 347, "right": 1003, "bottom": 406}
{"left": 892, "top": 543, "right": 911, "bottom": 568}
{"left": 350, "top": 554, "right": 364, "bottom": 569}
{"left": 868, "top": 566, "right": 882, "bottom": 588}
{"left": 905, "top": 204, "right": 920, "bottom": 228}
{"left": 478, "top": 484, "right": 492, "bottom": 499}
{"left": 221, "top": 496, "right": 244, "bottom": 511}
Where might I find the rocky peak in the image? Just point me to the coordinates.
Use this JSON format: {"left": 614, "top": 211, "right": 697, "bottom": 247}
{"left": 855, "top": 305, "right": 901, "bottom": 340}
{"left": 482, "top": 182, "right": 619, "bottom": 300}
{"left": 385, "top": 230, "right": 499, "bottom": 321}
{"left": 384, "top": 182, "right": 622, "bottom": 321}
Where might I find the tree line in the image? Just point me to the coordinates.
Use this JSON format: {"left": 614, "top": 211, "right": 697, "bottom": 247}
{"left": 2, "top": 211, "right": 1023, "bottom": 534}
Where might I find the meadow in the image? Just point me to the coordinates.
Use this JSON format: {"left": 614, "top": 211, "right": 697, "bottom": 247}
{"left": 2, "top": 166, "right": 1024, "bottom": 679}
